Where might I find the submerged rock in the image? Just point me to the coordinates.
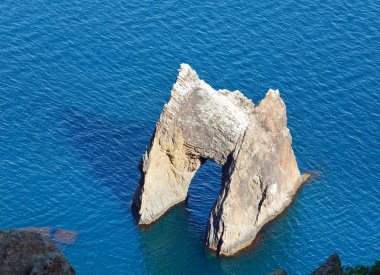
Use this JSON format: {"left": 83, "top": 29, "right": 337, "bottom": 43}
{"left": 312, "top": 253, "right": 343, "bottom": 275}
{"left": 0, "top": 229, "right": 75, "bottom": 274}
{"left": 132, "top": 64, "right": 309, "bottom": 256}
{"left": 267, "top": 268, "right": 288, "bottom": 275}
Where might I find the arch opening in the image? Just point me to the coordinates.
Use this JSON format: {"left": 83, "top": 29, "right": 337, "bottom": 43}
{"left": 186, "top": 159, "right": 222, "bottom": 237}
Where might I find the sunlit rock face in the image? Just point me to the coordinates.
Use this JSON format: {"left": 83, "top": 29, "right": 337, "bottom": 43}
{"left": 132, "top": 64, "right": 307, "bottom": 256}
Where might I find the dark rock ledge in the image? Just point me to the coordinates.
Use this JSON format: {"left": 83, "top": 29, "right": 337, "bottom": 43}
{"left": 0, "top": 229, "right": 75, "bottom": 275}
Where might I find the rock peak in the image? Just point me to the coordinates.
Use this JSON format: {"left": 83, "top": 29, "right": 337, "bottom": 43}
{"left": 179, "top": 63, "right": 195, "bottom": 74}
{"left": 267, "top": 88, "right": 280, "bottom": 97}
{"left": 132, "top": 65, "right": 308, "bottom": 256}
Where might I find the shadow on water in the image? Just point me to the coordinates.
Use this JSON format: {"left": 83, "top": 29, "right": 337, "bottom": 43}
{"left": 62, "top": 107, "right": 150, "bottom": 209}
{"left": 138, "top": 198, "right": 224, "bottom": 274}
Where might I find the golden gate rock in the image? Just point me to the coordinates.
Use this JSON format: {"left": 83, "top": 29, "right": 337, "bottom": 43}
{"left": 132, "top": 64, "right": 309, "bottom": 256}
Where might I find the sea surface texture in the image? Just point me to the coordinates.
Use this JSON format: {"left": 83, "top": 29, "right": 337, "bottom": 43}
{"left": 0, "top": 1, "right": 379, "bottom": 274}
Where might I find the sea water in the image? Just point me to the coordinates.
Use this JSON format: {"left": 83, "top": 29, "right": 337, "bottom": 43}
{"left": 0, "top": 0, "right": 379, "bottom": 274}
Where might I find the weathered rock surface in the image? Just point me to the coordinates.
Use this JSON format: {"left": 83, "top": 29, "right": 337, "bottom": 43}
{"left": 311, "top": 253, "right": 343, "bottom": 275}
{"left": 0, "top": 229, "right": 75, "bottom": 275}
{"left": 132, "top": 64, "right": 309, "bottom": 256}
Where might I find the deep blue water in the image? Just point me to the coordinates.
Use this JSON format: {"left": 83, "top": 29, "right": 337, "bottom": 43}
{"left": 0, "top": 0, "right": 379, "bottom": 274}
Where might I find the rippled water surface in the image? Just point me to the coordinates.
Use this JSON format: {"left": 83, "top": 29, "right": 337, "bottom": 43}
{"left": 0, "top": 1, "right": 379, "bottom": 274}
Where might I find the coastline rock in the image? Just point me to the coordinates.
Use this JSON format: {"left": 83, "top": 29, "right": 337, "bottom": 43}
{"left": 132, "top": 64, "right": 309, "bottom": 256}
{"left": 311, "top": 253, "right": 343, "bottom": 275}
{"left": 0, "top": 229, "right": 75, "bottom": 274}
{"left": 267, "top": 268, "right": 288, "bottom": 275}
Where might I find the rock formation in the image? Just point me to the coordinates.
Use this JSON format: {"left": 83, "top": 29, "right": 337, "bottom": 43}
{"left": 132, "top": 64, "right": 309, "bottom": 256}
{"left": 0, "top": 229, "right": 75, "bottom": 274}
{"left": 267, "top": 268, "right": 288, "bottom": 275}
{"left": 311, "top": 253, "right": 343, "bottom": 275}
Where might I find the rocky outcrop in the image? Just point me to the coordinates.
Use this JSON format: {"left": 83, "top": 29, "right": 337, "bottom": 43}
{"left": 312, "top": 253, "right": 343, "bottom": 275}
{"left": 0, "top": 229, "right": 75, "bottom": 274}
{"left": 267, "top": 268, "right": 288, "bottom": 275}
{"left": 132, "top": 64, "right": 309, "bottom": 256}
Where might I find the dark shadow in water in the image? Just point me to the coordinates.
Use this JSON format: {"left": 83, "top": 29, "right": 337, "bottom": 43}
{"left": 62, "top": 107, "right": 151, "bottom": 210}
{"left": 138, "top": 204, "right": 224, "bottom": 274}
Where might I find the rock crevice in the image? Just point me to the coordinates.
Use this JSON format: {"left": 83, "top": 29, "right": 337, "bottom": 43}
{"left": 132, "top": 64, "right": 309, "bottom": 256}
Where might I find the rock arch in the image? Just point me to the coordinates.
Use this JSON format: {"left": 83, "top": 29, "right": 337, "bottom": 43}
{"left": 132, "top": 64, "right": 309, "bottom": 256}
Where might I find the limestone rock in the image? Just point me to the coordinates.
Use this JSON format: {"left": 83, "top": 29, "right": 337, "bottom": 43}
{"left": 0, "top": 229, "right": 75, "bottom": 275}
{"left": 132, "top": 64, "right": 309, "bottom": 256}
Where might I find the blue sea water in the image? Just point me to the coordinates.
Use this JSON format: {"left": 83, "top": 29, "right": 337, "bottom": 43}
{"left": 0, "top": 0, "right": 379, "bottom": 274}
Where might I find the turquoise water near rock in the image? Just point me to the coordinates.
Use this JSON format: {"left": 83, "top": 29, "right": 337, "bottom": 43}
{"left": 0, "top": 0, "right": 379, "bottom": 274}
